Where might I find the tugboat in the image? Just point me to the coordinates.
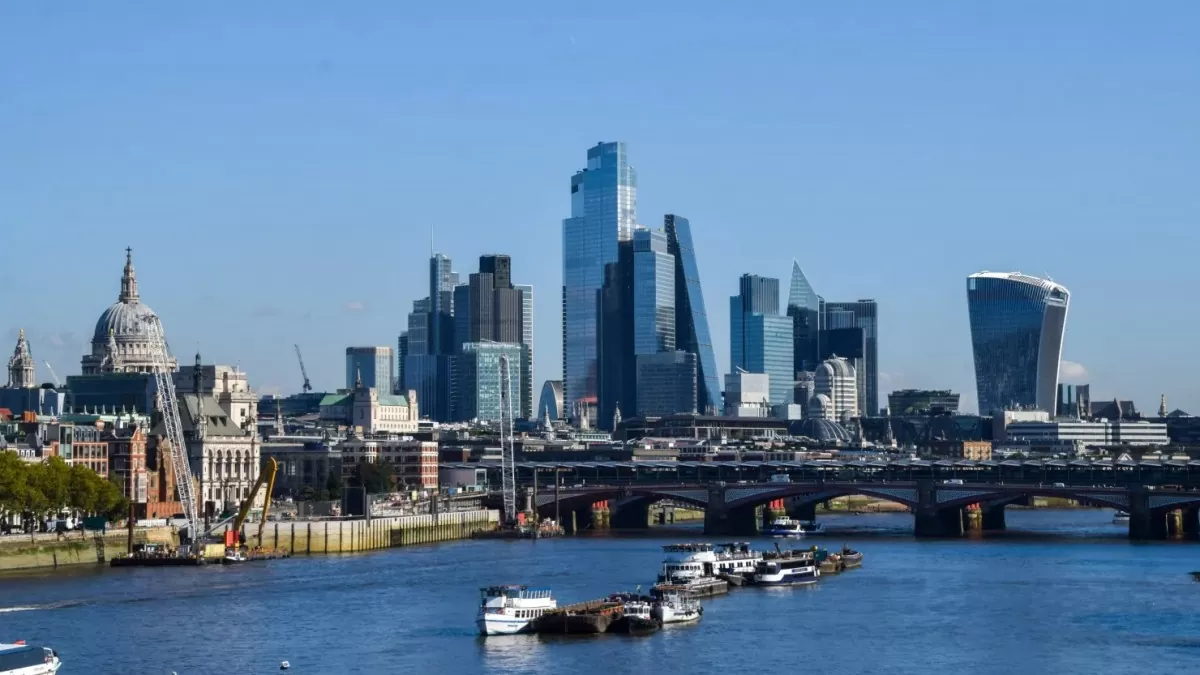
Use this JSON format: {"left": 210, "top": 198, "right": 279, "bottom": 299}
{"left": 839, "top": 545, "right": 863, "bottom": 568}
{"left": 608, "top": 595, "right": 661, "bottom": 636}
{"left": 652, "top": 591, "right": 703, "bottom": 625}
{"left": 765, "top": 517, "right": 805, "bottom": 538}
{"left": 0, "top": 641, "right": 61, "bottom": 674}
{"left": 476, "top": 585, "right": 557, "bottom": 636}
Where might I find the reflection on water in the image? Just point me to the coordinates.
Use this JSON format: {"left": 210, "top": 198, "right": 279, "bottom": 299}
{"left": 1, "top": 508, "right": 1198, "bottom": 675}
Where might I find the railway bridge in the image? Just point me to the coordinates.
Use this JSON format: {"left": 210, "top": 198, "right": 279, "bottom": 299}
{"left": 451, "top": 457, "right": 1200, "bottom": 539}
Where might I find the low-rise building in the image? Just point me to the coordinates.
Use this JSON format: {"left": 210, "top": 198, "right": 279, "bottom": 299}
{"left": 339, "top": 436, "right": 438, "bottom": 489}
{"left": 319, "top": 384, "right": 419, "bottom": 435}
{"left": 260, "top": 438, "right": 342, "bottom": 497}
{"left": 926, "top": 440, "right": 993, "bottom": 461}
{"left": 1004, "top": 419, "right": 1169, "bottom": 447}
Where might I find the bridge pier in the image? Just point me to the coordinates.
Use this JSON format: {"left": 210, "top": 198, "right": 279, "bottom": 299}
{"left": 982, "top": 504, "right": 1007, "bottom": 531}
{"left": 1128, "top": 489, "right": 1166, "bottom": 540}
{"left": 913, "top": 480, "right": 963, "bottom": 538}
{"left": 703, "top": 487, "right": 760, "bottom": 536}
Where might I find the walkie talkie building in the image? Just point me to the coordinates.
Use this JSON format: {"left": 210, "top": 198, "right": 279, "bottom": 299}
{"left": 966, "top": 272, "right": 1070, "bottom": 415}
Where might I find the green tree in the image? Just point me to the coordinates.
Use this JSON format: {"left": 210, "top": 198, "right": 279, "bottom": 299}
{"left": 325, "top": 471, "right": 343, "bottom": 500}
{"left": 68, "top": 464, "right": 100, "bottom": 513}
{"left": 351, "top": 461, "right": 394, "bottom": 494}
{"left": 0, "top": 451, "right": 28, "bottom": 515}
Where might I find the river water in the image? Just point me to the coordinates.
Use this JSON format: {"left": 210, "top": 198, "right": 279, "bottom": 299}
{"left": 2, "top": 509, "right": 1199, "bottom": 675}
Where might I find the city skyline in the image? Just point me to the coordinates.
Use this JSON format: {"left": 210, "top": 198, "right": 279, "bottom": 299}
{"left": 4, "top": 3, "right": 1197, "bottom": 414}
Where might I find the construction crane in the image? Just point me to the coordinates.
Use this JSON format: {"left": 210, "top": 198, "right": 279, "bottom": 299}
{"left": 43, "top": 361, "right": 61, "bottom": 388}
{"left": 231, "top": 457, "right": 279, "bottom": 547}
{"left": 498, "top": 353, "right": 516, "bottom": 526}
{"left": 294, "top": 344, "right": 313, "bottom": 393}
{"left": 142, "top": 314, "right": 202, "bottom": 553}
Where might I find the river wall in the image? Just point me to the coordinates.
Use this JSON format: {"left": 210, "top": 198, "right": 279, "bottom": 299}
{"left": 218, "top": 509, "right": 498, "bottom": 554}
{"left": 0, "top": 527, "right": 175, "bottom": 572}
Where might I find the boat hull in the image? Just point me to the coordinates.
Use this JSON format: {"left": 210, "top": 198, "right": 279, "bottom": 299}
{"left": 609, "top": 616, "right": 660, "bottom": 635}
{"left": 755, "top": 575, "right": 819, "bottom": 586}
{"left": 477, "top": 615, "right": 532, "bottom": 636}
{"left": 110, "top": 556, "right": 205, "bottom": 567}
{"left": 531, "top": 612, "right": 613, "bottom": 635}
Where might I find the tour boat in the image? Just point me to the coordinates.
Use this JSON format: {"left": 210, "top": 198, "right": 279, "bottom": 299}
{"left": 1112, "top": 511, "right": 1130, "bottom": 524}
{"left": 476, "top": 585, "right": 557, "bottom": 636}
{"left": 652, "top": 592, "right": 703, "bottom": 625}
{"left": 765, "top": 517, "right": 805, "bottom": 538}
{"left": 712, "top": 542, "right": 764, "bottom": 579}
{"left": 657, "top": 543, "right": 718, "bottom": 583}
{"left": 753, "top": 551, "right": 820, "bottom": 586}
{"left": 0, "top": 642, "right": 61, "bottom": 674}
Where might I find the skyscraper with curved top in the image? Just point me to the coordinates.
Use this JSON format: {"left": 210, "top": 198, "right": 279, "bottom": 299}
{"left": 967, "top": 272, "right": 1070, "bottom": 415}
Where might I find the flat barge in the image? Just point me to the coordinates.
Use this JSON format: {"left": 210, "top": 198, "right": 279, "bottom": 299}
{"left": 531, "top": 599, "right": 623, "bottom": 635}
{"left": 111, "top": 555, "right": 206, "bottom": 568}
{"left": 651, "top": 578, "right": 728, "bottom": 599}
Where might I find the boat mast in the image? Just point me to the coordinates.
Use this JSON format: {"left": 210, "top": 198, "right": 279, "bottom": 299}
{"left": 499, "top": 353, "right": 517, "bottom": 526}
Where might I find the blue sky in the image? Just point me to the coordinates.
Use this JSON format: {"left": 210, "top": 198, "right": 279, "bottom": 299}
{"left": 3, "top": 2, "right": 1198, "bottom": 414}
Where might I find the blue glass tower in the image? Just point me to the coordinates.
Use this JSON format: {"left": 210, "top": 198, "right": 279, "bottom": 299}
{"left": 967, "top": 272, "right": 1070, "bottom": 414}
{"left": 664, "top": 215, "right": 722, "bottom": 415}
{"left": 562, "top": 142, "right": 637, "bottom": 417}
{"left": 730, "top": 274, "right": 793, "bottom": 407}
{"left": 632, "top": 227, "right": 675, "bottom": 356}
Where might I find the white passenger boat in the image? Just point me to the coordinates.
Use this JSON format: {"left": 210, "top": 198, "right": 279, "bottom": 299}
{"left": 0, "top": 642, "right": 61, "bottom": 674}
{"left": 765, "top": 517, "right": 805, "bottom": 538}
{"left": 652, "top": 592, "right": 703, "bottom": 624}
{"left": 753, "top": 552, "right": 820, "bottom": 586}
{"left": 658, "top": 543, "right": 717, "bottom": 583}
{"left": 476, "top": 585, "right": 557, "bottom": 636}
{"left": 713, "top": 542, "right": 763, "bottom": 578}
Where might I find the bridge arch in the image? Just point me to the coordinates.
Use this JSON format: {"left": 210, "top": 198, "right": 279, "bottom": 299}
{"left": 722, "top": 483, "right": 920, "bottom": 511}
{"left": 933, "top": 487, "right": 1130, "bottom": 512}
{"left": 534, "top": 486, "right": 710, "bottom": 515}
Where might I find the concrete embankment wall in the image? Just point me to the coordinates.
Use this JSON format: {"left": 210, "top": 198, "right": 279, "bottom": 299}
{"left": 221, "top": 509, "right": 498, "bottom": 555}
{"left": 0, "top": 527, "right": 175, "bottom": 572}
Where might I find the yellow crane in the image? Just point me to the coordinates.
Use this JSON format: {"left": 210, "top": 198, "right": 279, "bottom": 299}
{"left": 232, "top": 457, "right": 280, "bottom": 547}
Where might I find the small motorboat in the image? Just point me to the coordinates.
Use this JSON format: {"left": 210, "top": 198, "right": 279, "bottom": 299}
{"left": 839, "top": 545, "right": 863, "bottom": 568}
{"left": 1112, "top": 511, "right": 1130, "bottom": 524}
{"left": 765, "top": 517, "right": 805, "bottom": 538}
{"left": 609, "top": 599, "right": 660, "bottom": 635}
{"left": 0, "top": 641, "right": 61, "bottom": 674}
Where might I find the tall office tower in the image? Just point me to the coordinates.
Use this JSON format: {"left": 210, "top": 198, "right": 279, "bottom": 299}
{"left": 455, "top": 342, "right": 523, "bottom": 422}
{"left": 730, "top": 274, "right": 793, "bottom": 407}
{"left": 821, "top": 299, "right": 879, "bottom": 416}
{"left": 664, "top": 215, "right": 722, "bottom": 415}
{"left": 345, "top": 346, "right": 394, "bottom": 395}
{"left": 596, "top": 240, "right": 635, "bottom": 429}
{"left": 396, "top": 333, "right": 408, "bottom": 393}
{"left": 787, "top": 260, "right": 824, "bottom": 373}
{"left": 515, "top": 283, "right": 534, "bottom": 420}
{"left": 562, "top": 141, "right": 637, "bottom": 421}
{"left": 404, "top": 297, "right": 437, "bottom": 420}
{"left": 429, "top": 253, "right": 457, "bottom": 356}
{"left": 966, "top": 272, "right": 1070, "bottom": 415}
{"left": 451, "top": 255, "right": 533, "bottom": 420}
{"left": 635, "top": 351, "right": 698, "bottom": 418}
{"left": 632, "top": 227, "right": 675, "bottom": 356}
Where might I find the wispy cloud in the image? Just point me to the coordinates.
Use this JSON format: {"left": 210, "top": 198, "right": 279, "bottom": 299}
{"left": 344, "top": 300, "right": 367, "bottom": 313}
{"left": 1060, "top": 360, "right": 1088, "bottom": 382}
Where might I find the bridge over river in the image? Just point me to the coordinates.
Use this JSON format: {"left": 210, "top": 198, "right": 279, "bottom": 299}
{"left": 446, "top": 458, "right": 1200, "bottom": 539}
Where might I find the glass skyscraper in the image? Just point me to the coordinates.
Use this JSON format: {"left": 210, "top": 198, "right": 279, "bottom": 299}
{"left": 966, "top": 272, "right": 1070, "bottom": 414}
{"left": 562, "top": 141, "right": 637, "bottom": 416}
{"left": 821, "top": 299, "right": 879, "bottom": 417}
{"left": 787, "top": 260, "right": 823, "bottom": 374}
{"left": 345, "top": 346, "right": 394, "bottom": 394}
{"left": 665, "top": 215, "right": 722, "bottom": 415}
{"left": 456, "top": 342, "right": 523, "bottom": 422}
{"left": 632, "top": 227, "right": 675, "bottom": 356}
{"left": 730, "top": 274, "right": 794, "bottom": 407}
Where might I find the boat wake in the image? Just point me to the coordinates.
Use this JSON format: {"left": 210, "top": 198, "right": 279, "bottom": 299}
{"left": 0, "top": 600, "right": 89, "bottom": 613}
{"left": 0, "top": 606, "right": 39, "bottom": 613}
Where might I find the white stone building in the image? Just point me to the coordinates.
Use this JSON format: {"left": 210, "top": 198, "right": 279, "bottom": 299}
{"left": 81, "top": 249, "right": 178, "bottom": 375}
{"left": 812, "top": 356, "right": 857, "bottom": 423}
{"left": 319, "top": 380, "right": 419, "bottom": 435}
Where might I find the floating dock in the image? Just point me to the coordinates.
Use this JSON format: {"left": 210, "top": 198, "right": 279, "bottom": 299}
{"left": 651, "top": 578, "right": 728, "bottom": 599}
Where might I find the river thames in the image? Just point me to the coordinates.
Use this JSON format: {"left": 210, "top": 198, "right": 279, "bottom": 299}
{"left": 3, "top": 509, "right": 1199, "bottom": 674}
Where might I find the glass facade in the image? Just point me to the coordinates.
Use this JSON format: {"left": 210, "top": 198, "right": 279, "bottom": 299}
{"left": 730, "top": 275, "right": 793, "bottom": 407}
{"left": 821, "top": 300, "right": 879, "bottom": 417}
{"left": 635, "top": 351, "right": 698, "bottom": 417}
{"left": 966, "top": 272, "right": 1070, "bottom": 414}
{"left": 457, "top": 342, "right": 523, "bottom": 422}
{"left": 632, "top": 227, "right": 675, "bottom": 356}
{"left": 664, "top": 215, "right": 722, "bottom": 415}
{"left": 345, "top": 346, "right": 394, "bottom": 394}
{"left": 515, "top": 283, "right": 534, "bottom": 420}
{"left": 787, "top": 260, "right": 823, "bottom": 373}
{"left": 562, "top": 141, "right": 637, "bottom": 415}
